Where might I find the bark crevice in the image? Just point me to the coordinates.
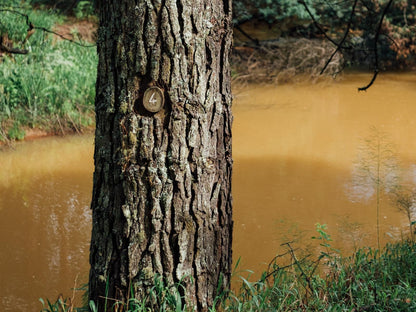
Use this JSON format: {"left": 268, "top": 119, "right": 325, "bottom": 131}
{"left": 90, "top": 0, "right": 233, "bottom": 310}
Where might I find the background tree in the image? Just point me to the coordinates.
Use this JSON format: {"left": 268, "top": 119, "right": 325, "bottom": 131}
{"left": 89, "top": 0, "right": 233, "bottom": 311}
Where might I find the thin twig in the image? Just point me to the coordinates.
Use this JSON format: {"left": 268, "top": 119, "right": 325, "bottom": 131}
{"left": 320, "top": 0, "right": 358, "bottom": 74}
{"left": 282, "top": 242, "right": 314, "bottom": 295}
{"left": 67, "top": 113, "right": 81, "bottom": 134}
{"left": 34, "top": 25, "right": 96, "bottom": 47}
{"left": 234, "top": 24, "right": 260, "bottom": 46}
{"left": 0, "top": 124, "right": 13, "bottom": 148}
{"left": 0, "top": 43, "right": 28, "bottom": 54}
{"left": 382, "top": 32, "right": 400, "bottom": 49}
{"left": 0, "top": 8, "right": 95, "bottom": 48}
{"left": 56, "top": 114, "right": 66, "bottom": 135}
{"left": 358, "top": 0, "right": 394, "bottom": 91}
{"left": 298, "top": 0, "right": 341, "bottom": 47}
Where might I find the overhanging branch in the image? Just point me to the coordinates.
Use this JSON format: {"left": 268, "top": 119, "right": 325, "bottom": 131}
{"left": 358, "top": 0, "right": 394, "bottom": 91}
{"left": 0, "top": 43, "right": 28, "bottom": 54}
{"left": 298, "top": 0, "right": 340, "bottom": 47}
{"left": 0, "top": 8, "right": 95, "bottom": 48}
{"left": 320, "top": 0, "right": 358, "bottom": 75}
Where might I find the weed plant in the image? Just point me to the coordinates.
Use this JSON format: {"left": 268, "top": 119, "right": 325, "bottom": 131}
{"left": 219, "top": 240, "right": 416, "bottom": 312}
{"left": 40, "top": 235, "right": 416, "bottom": 312}
{"left": 0, "top": 1, "right": 97, "bottom": 141}
{"left": 350, "top": 127, "right": 400, "bottom": 250}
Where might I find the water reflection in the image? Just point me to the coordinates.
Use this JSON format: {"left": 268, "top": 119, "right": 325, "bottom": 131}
{"left": 233, "top": 154, "right": 412, "bottom": 271}
{"left": 0, "top": 136, "right": 93, "bottom": 312}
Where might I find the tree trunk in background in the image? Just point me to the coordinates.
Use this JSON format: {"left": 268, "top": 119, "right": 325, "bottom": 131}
{"left": 89, "top": 1, "right": 233, "bottom": 311}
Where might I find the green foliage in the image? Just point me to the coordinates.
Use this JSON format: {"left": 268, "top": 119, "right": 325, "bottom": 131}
{"left": 218, "top": 239, "right": 416, "bottom": 311}
{"left": 62, "top": 275, "right": 189, "bottom": 312}
{"left": 308, "top": 0, "right": 416, "bottom": 68}
{"left": 0, "top": 1, "right": 97, "bottom": 140}
{"left": 381, "top": 0, "right": 416, "bottom": 67}
{"left": 323, "top": 242, "right": 416, "bottom": 311}
{"left": 28, "top": 0, "right": 96, "bottom": 19}
{"left": 233, "top": 0, "right": 416, "bottom": 68}
{"left": 7, "top": 121, "right": 25, "bottom": 140}
{"left": 0, "top": 2, "right": 61, "bottom": 43}
{"left": 43, "top": 235, "right": 416, "bottom": 312}
{"left": 74, "top": 1, "right": 95, "bottom": 20}
{"left": 39, "top": 296, "right": 88, "bottom": 312}
{"left": 311, "top": 223, "right": 340, "bottom": 260}
{"left": 233, "top": 0, "right": 316, "bottom": 25}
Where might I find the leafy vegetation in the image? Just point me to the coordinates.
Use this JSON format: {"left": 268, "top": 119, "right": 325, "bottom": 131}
{"left": 234, "top": 0, "right": 416, "bottom": 69}
{"left": 223, "top": 242, "right": 416, "bottom": 311}
{"left": 73, "top": 1, "right": 95, "bottom": 20}
{"left": 314, "top": 0, "right": 416, "bottom": 69}
{"left": 233, "top": 0, "right": 316, "bottom": 26}
{"left": 0, "top": 1, "right": 97, "bottom": 142}
{"left": 40, "top": 225, "right": 416, "bottom": 311}
{"left": 29, "top": 0, "right": 95, "bottom": 16}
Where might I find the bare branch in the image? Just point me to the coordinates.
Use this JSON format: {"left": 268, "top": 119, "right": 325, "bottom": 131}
{"left": 298, "top": 0, "right": 340, "bottom": 47}
{"left": 0, "top": 43, "right": 28, "bottom": 54}
{"left": 234, "top": 24, "right": 260, "bottom": 46}
{"left": 33, "top": 25, "right": 96, "bottom": 48}
{"left": 358, "top": 69, "right": 379, "bottom": 91}
{"left": 0, "top": 8, "right": 95, "bottom": 48}
{"left": 281, "top": 242, "right": 314, "bottom": 295}
{"left": 320, "top": 0, "right": 358, "bottom": 74}
{"left": 358, "top": 0, "right": 394, "bottom": 91}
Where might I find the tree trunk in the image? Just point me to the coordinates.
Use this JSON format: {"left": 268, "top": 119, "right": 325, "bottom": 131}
{"left": 89, "top": 1, "right": 233, "bottom": 311}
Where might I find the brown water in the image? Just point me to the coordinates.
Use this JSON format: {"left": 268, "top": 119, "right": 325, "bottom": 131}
{"left": 0, "top": 136, "right": 94, "bottom": 311}
{"left": 1, "top": 73, "right": 416, "bottom": 310}
{"left": 232, "top": 73, "right": 416, "bottom": 272}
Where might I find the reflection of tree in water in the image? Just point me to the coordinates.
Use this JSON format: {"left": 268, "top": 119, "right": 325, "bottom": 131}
{"left": 390, "top": 185, "right": 416, "bottom": 241}
{"left": 347, "top": 126, "right": 399, "bottom": 249}
{"left": 27, "top": 175, "right": 91, "bottom": 285}
{"left": 336, "top": 215, "right": 368, "bottom": 252}
{"left": 276, "top": 219, "right": 307, "bottom": 244}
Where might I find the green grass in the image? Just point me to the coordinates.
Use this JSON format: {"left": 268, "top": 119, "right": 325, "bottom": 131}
{"left": 0, "top": 1, "right": 97, "bottom": 141}
{"left": 40, "top": 239, "right": 416, "bottom": 312}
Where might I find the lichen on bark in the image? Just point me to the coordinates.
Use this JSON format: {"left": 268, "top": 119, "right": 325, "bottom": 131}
{"left": 89, "top": 1, "right": 233, "bottom": 311}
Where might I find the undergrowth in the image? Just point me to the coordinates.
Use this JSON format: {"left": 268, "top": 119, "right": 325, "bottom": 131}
{"left": 0, "top": 1, "right": 97, "bottom": 142}
{"left": 231, "top": 38, "right": 343, "bottom": 84}
{"left": 40, "top": 230, "right": 416, "bottom": 312}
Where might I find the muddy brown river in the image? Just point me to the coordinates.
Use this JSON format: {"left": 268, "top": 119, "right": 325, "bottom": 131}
{"left": 1, "top": 73, "right": 416, "bottom": 311}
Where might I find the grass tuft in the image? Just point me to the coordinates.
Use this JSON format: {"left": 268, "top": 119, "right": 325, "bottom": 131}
{"left": 40, "top": 239, "right": 416, "bottom": 312}
{"left": 0, "top": 1, "right": 97, "bottom": 142}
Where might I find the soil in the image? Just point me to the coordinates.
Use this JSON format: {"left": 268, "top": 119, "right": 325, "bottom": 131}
{"left": 53, "top": 18, "right": 97, "bottom": 43}
{"left": 24, "top": 128, "right": 50, "bottom": 141}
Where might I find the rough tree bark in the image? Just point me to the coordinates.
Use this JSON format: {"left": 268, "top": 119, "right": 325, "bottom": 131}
{"left": 89, "top": 1, "right": 233, "bottom": 311}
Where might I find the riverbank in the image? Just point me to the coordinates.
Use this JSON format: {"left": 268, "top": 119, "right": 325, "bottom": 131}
{"left": 0, "top": 3, "right": 97, "bottom": 145}
{"left": 0, "top": 33, "right": 340, "bottom": 146}
{"left": 2, "top": 0, "right": 416, "bottom": 143}
{"left": 0, "top": 2, "right": 345, "bottom": 144}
